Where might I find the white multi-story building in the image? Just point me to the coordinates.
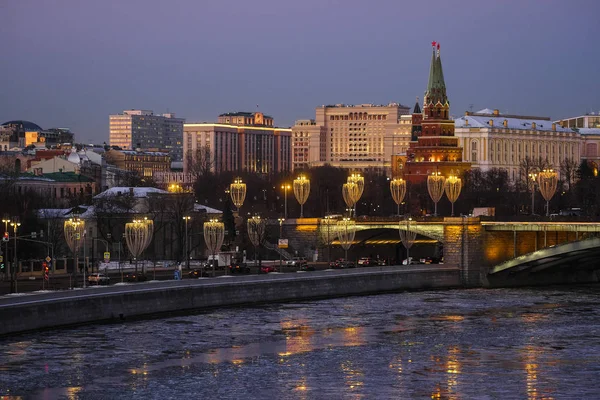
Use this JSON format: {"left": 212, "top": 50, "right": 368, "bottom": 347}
{"left": 109, "top": 110, "right": 185, "bottom": 160}
{"left": 454, "top": 108, "right": 581, "bottom": 182}
{"left": 291, "top": 103, "right": 411, "bottom": 172}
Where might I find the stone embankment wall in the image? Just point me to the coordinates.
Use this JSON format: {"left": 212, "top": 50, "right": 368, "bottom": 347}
{"left": 0, "top": 266, "right": 460, "bottom": 336}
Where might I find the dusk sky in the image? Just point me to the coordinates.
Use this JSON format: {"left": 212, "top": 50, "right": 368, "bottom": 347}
{"left": 2, "top": 0, "right": 599, "bottom": 144}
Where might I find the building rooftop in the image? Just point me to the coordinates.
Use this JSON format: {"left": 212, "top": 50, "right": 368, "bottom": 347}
{"left": 1, "top": 120, "right": 43, "bottom": 131}
{"left": 19, "top": 172, "right": 95, "bottom": 183}
{"left": 94, "top": 187, "right": 168, "bottom": 199}
{"left": 455, "top": 109, "right": 572, "bottom": 133}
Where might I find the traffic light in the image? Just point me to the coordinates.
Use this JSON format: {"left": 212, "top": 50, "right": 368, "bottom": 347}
{"left": 43, "top": 262, "right": 49, "bottom": 281}
{"left": 2, "top": 232, "right": 8, "bottom": 242}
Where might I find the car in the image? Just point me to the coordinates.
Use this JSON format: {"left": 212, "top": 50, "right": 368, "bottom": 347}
{"left": 260, "top": 265, "right": 278, "bottom": 274}
{"left": 229, "top": 262, "right": 251, "bottom": 274}
{"left": 357, "top": 257, "right": 376, "bottom": 267}
{"left": 125, "top": 272, "right": 148, "bottom": 282}
{"left": 376, "top": 258, "right": 387, "bottom": 266}
{"left": 88, "top": 273, "right": 110, "bottom": 285}
{"left": 329, "top": 259, "right": 355, "bottom": 269}
{"left": 300, "top": 263, "right": 315, "bottom": 271}
{"left": 188, "top": 268, "right": 205, "bottom": 278}
{"left": 286, "top": 257, "right": 308, "bottom": 268}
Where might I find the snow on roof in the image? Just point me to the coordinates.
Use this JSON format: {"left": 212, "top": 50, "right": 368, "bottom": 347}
{"left": 94, "top": 187, "right": 168, "bottom": 199}
{"left": 475, "top": 108, "right": 496, "bottom": 114}
{"left": 578, "top": 128, "right": 600, "bottom": 135}
{"left": 37, "top": 208, "right": 72, "bottom": 218}
{"left": 455, "top": 115, "right": 573, "bottom": 133}
{"left": 194, "top": 203, "right": 222, "bottom": 214}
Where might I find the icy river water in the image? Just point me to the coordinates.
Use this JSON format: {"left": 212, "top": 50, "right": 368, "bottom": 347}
{"left": 1, "top": 285, "right": 599, "bottom": 399}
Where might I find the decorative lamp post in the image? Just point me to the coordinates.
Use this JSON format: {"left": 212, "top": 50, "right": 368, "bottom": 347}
{"left": 9, "top": 220, "right": 20, "bottom": 293}
{"left": 293, "top": 175, "right": 310, "bottom": 218}
{"left": 444, "top": 175, "right": 462, "bottom": 217}
{"left": 278, "top": 218, "right": 285, "bottom": 269}
{"left": 537, "top": 169, "right": 558, "bottom": 216}
{"left": 319, "top": 215, "right": 337, "bottom": 263}
{"left": 342, "top": 182, "right": 358, "bottom": 217}
{"left": 337, "top": 218, "right": 355, "bottom": 262}
{"left": 229, "top": 177, "right": 247, "bottom": 212}
{"left": 281, "top": 183, "right": 291, "bottom": 219}
{"left": 389, "top": 178, "right": 407, "bottom": 216}
{"left": 2, "top": 217, "right": 11, "bottom": 287}
{"left": 125, "top": 218, "right": 154, "bottom": 274}
{"left": 399, "top": 218, "right": 417, "bottom": 264}
{"left": 528, "top": 171, "right": 538, "bottom": 215}
{"left": 204, "top": 219, "right": 225, "bottom": 276}
{"left": 427, "top": 171, "right": 445, "bottom": 216}
{"left": 348, "top": 173, "right": 364, "bottom": 216}
{"left": 247, "top": 215, "right": 266, "bottom": 269}
{"left": 64, "top": 217, "right": 84, "bottom": 287}
{"left": 183, "top": 216, "right": 191, "bottom": 270}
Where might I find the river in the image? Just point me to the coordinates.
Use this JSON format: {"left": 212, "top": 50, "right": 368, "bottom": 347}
{"left": 1, "top": 285, "right": 599, "bottom": 399}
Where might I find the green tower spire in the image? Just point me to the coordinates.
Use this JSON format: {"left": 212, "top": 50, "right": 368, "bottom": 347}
{"left": 424, "top": 42, "right": 448, "bottom": 106}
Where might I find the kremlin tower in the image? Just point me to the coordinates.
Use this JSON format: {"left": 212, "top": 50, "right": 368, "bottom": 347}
{"left": 403, "top": 42, "right": 470, "bottom": 183}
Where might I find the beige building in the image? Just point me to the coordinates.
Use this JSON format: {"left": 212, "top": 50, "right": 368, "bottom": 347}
{"left": 454, "top": 108, "right": 581, "bottom": 182}
{"left": 557, "top": 113, "right": 600, "bottom": 170}
{"left": 104, "top": 149, "right": 171, "bottom": 178}
{"left": 184, "top": 112, "right": 291, "bottom": 174}
{"left": 291, "top": 103, "right": 411, "bottom": 171}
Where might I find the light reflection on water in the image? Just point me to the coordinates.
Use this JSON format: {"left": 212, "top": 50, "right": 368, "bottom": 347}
{"left": 0, "top": 286, "right": 599, "bottom": 399}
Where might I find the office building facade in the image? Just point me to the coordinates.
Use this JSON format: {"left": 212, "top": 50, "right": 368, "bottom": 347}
{"left": 291, "top": 103, "right": 411, "bottom": 172}
{"left": 183, "top": 112, "right": 291, "bottom": 175}
{"left": 109, "top": 110, "right": 184, "bottom": 161}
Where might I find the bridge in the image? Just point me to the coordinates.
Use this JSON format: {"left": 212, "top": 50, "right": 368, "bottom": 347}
{"left": 278, "top": 217, "right": 600, "bottom": 287}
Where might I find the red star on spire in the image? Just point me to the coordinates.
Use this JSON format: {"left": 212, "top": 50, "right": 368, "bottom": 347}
{"left": 431, "top": 41, "right": 437, "bottom": 47}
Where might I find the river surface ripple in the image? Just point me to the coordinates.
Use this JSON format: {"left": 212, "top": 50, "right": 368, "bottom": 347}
{"left": 1, "top": 286, "right": 599, "bottom": 399}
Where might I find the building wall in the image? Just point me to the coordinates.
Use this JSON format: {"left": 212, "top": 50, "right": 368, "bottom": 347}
{"left": 109, "top": 110, "right": 184, "bottom": 161}
{"left": 183, "top": 123, "right": 291, "bottom": 174}
{"left": 292, "top": 103, "right": 411, "bottom": 172}
{"left": 455, "top": 111, "right": 581, "bottom": 182}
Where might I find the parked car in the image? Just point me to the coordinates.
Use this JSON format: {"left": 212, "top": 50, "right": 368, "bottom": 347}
{"left": 188, "top": 268, "right": 205, "bottom": 278}
{"left": 357, "top": 257, "right": 376, "bottom": 267}
{"left": 88, "top": 273, "right": 110, "bottom": 285}
{"left": 376, "top": 258, "right": 387, "bottom": 266}
{"left": 125, "top": 272, "right": 147, "bottom": 282}
{"left": 300, "top": 263, "right": 315, "bottom": 271}
{"left": 229, "top": 262, "right": 251, "bottom": 274}
{"left": 260, "top": 265, "right": 278, "bottom": 274}
{"left": 329, "top": 259, "right": 355, "bottom": 269}
{"left": 286, "top": 257, "right": 308, "bottom": 268}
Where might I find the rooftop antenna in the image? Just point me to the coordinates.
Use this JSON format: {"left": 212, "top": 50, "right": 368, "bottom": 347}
{"left": 469, "top": 104, "right": 474, "bottom": 113}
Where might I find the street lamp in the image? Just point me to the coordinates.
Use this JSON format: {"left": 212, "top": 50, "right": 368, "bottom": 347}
{"left": 247, "top": 216, "right": 266, "bottom": 269}
{"left": 293, "top": 175, "right": 310, "bottom": 218}
{"left": 337, "top": 218, "right": 355, "bottom": 262}
{"left": 278, "top": 218, "right": 285, "bottom": 269}
{"left": 427, "top": 171, "right": 445, "bottom": 216}
{"left": 183, "top": 216, "right": 191, "bottom": 270}
{"left": 528, "top": 172, "right": 538, "bottom": 215}
{"left": 9, "top": 220, "right": 20, "bottom": 293}
{"left": 399, "top": 218, "right": 417, "bottom": 264}
{"left": 537, "top": 169, "right": 558, "bottom": 216}
{"left": 342, "top": 182, "right": 358, "bottom": 217}
{"left": 230, "top": 177, "right": 247, "bottom": 213}
{"left": 444, "top": 175, "right": 462, "bottom": 217}
{"left": 64, "top": 217, "right": 84, "bottom": 288}
{"left": 2, "top": 217, "right": 11, "bottom": 287}
{"left": 319, "top": 215, "right": 337, "bottom": 263}
{"left": 348, "top": 173, "right": 364, "bottom": 216}
{"left": 204, "top": 219, "right": 225, "bottom": 276}
{"left": 389, "top": 178, "right": 407, "bottom": 216}
{"left": 281, "top": 183, "right": 291, "bottom": 219}
{"left": 125, "top": 218, "right": 154, "bottom": 274}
